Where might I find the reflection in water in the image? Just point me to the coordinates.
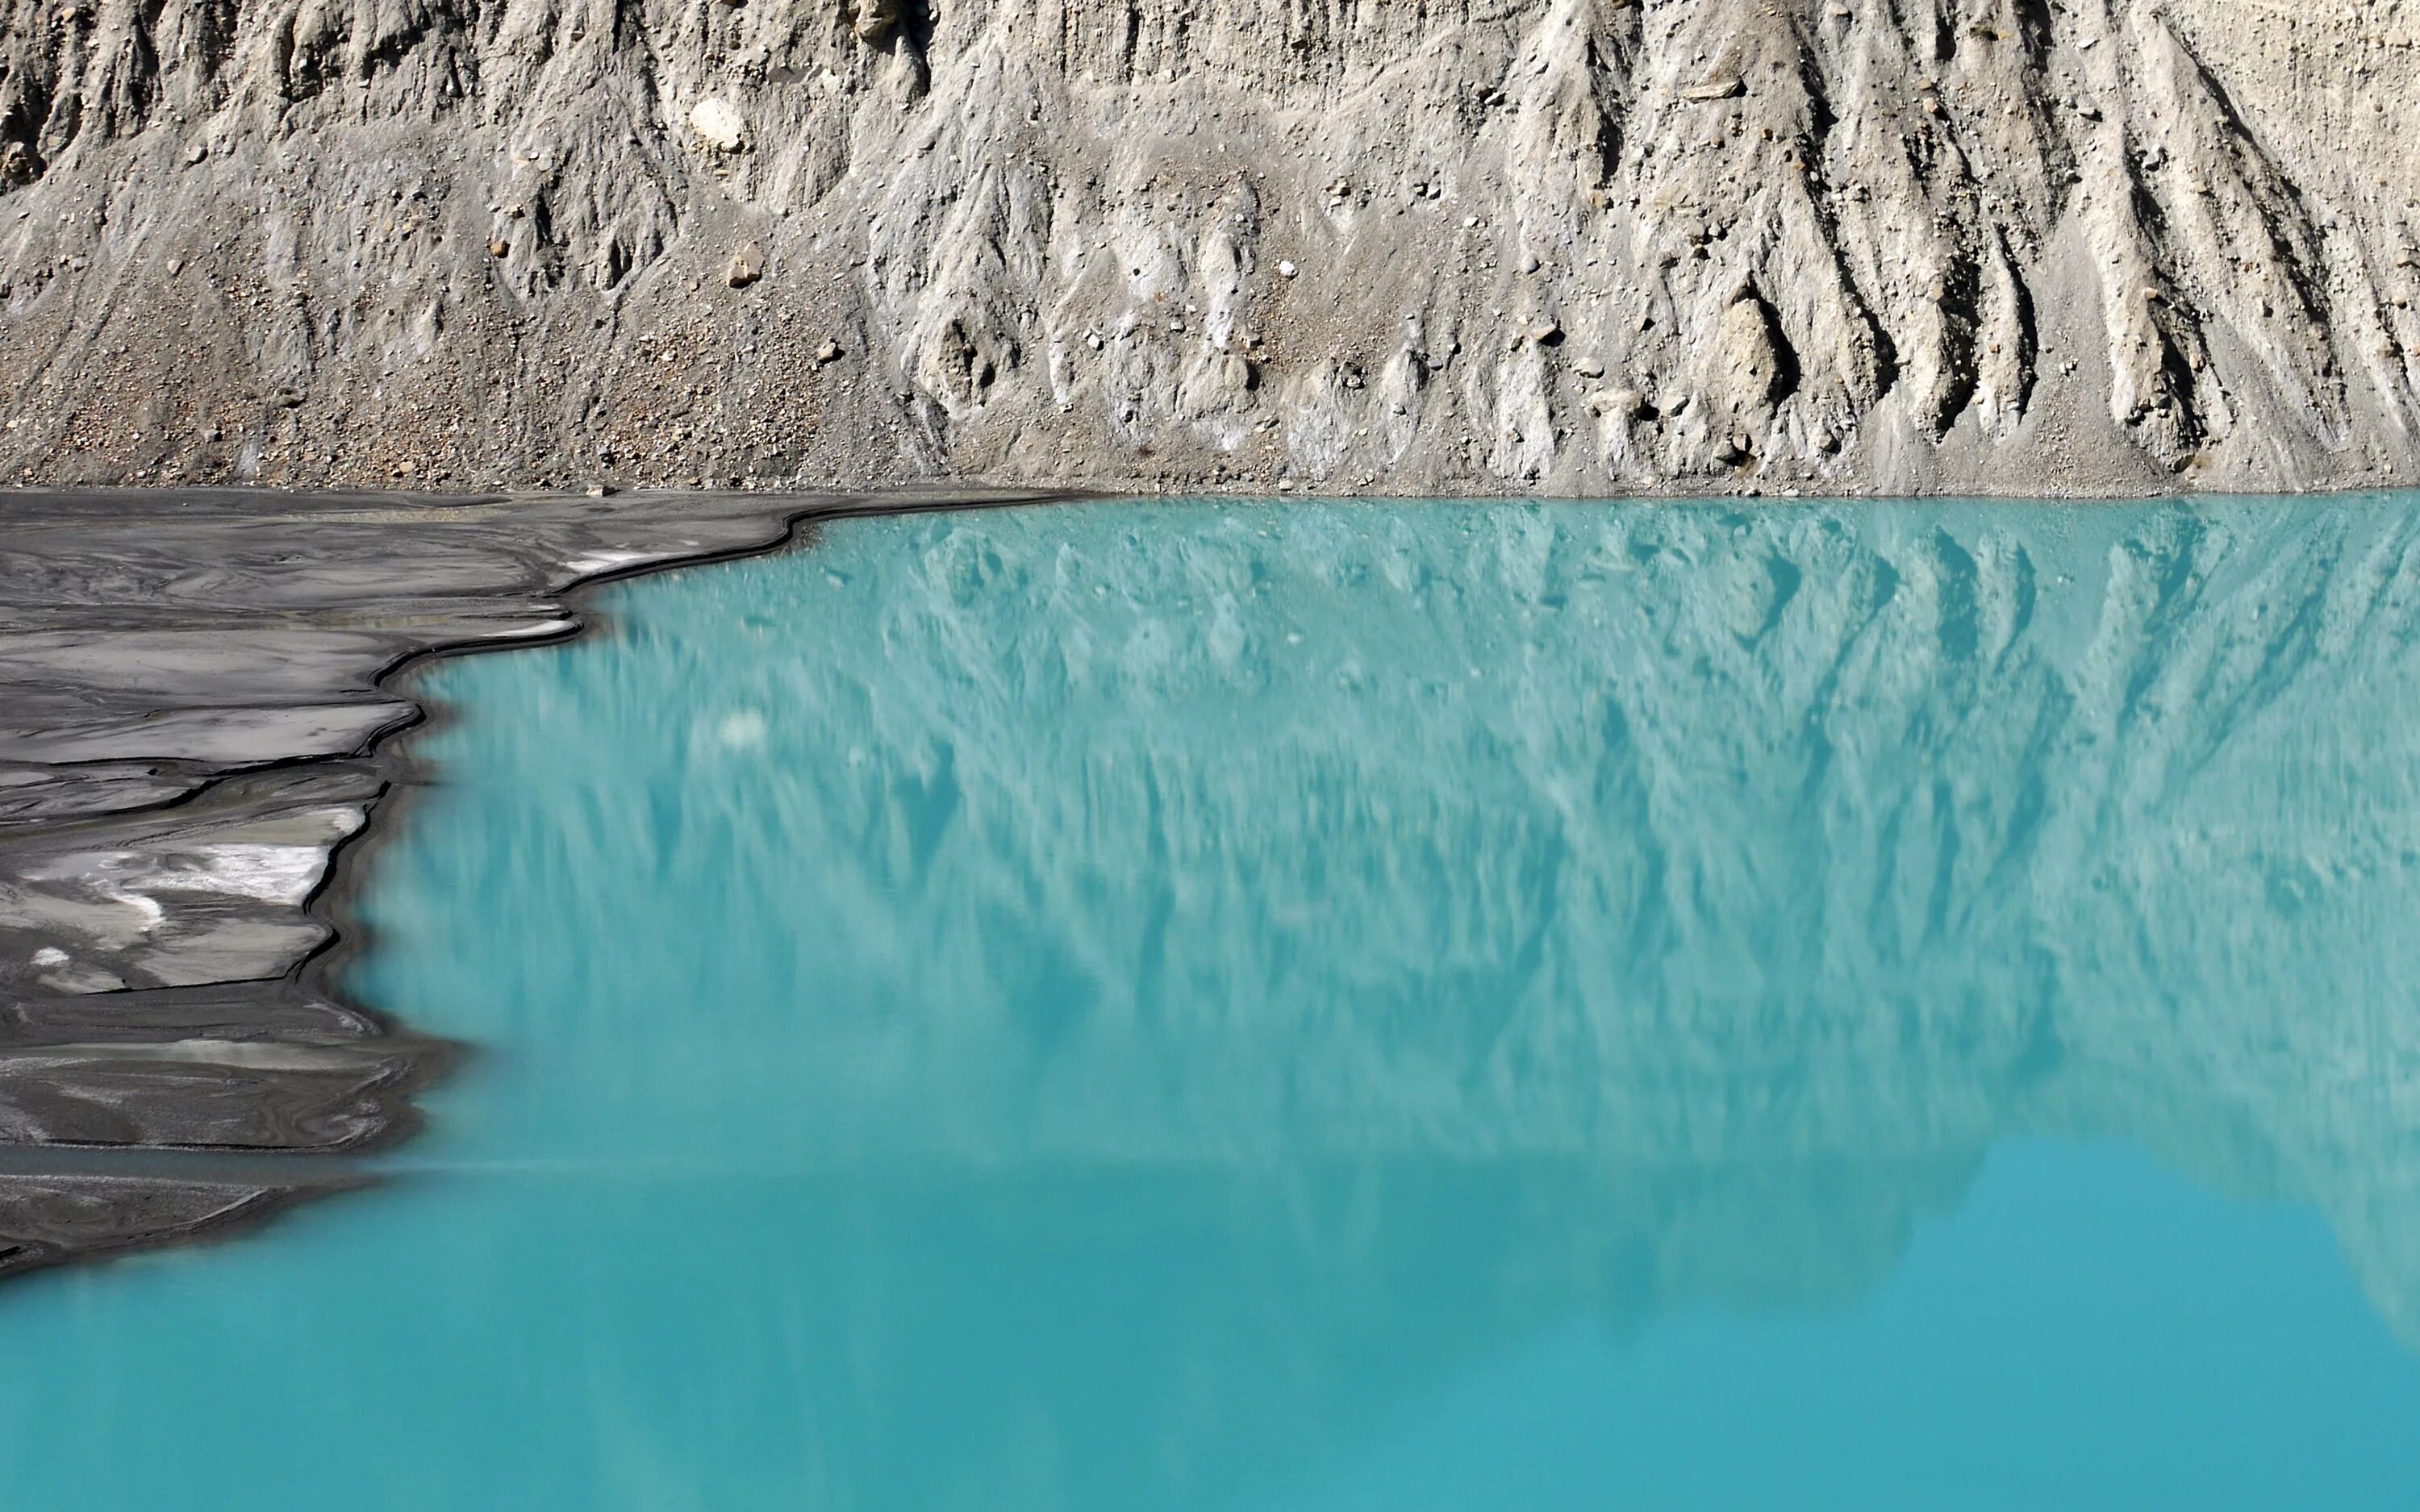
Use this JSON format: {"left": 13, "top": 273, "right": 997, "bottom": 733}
{"left": 451, "top": 500, "right": 2420, "bottom": 1310}
{"left": 8, "top": 498, "right": 2420, "bottom": 1510}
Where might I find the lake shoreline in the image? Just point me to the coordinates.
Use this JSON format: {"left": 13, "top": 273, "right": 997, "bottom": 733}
{"left": 0, "top": 485, "right": 1067, "bottom": 1281}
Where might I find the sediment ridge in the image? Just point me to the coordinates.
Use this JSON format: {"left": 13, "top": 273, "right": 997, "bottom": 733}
{"left": 4, "top": 0, "right": 2420, "bottom": 496}
{"left": 0, "top": 484, "right": 1048, "bottom": 1278}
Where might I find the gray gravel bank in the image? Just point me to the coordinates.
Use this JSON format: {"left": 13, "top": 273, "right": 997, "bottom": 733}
{"left": 0, "top": 484, "right": 1054, "bottom": 1279}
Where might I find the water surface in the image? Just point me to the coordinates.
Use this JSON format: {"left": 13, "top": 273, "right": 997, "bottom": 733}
{"left": 6, "top": 497, "right": 2420, "bottom": 1508}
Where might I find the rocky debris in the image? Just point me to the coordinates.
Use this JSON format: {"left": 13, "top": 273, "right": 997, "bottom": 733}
{"left": 0, "top": 485, "right": 1058, "bottom": 1280}
{"left": 726, "top": 246, "right": 766, "bottom": 289}
{"left": 1587, "top": 386, "right": 1646, "bottom": 420}
{"left": 849, "top": 0, "right": 900, "bottom": 44}
{"left": 687, "top": 98, "right": 749, "bottom": 155}
{"left": 1711, "top": 297, "right": 1788, "bottom": 410}
{"left": 0, "top": 1173, "right": 336, "bottom": 1280}
{"left": 0, "top": 0, "right": 2414, "bottom": 495}
{"left": 0, "top": 140, "right": 37, "bottom": 190}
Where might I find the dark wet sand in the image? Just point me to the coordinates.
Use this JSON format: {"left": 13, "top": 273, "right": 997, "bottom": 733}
{"left": 0, "top": 485, "right": 1059, "bottom": 1280}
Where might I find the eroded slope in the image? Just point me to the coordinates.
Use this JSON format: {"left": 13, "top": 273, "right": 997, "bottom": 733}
{"left": 2, "top": 0, "right": 2418, "bottom": 493}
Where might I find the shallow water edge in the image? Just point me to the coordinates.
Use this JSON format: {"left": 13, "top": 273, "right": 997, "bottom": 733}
{"left": 0, "top": 485, "right": 1068, "bottom": 1280}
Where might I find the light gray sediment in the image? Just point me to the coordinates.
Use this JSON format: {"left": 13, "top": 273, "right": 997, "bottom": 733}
{"left": 0, "top": 484, "right": 1053, "bottom": 1279}
{"left": 3, "top": 1, "right": 2419, "bottom": 496}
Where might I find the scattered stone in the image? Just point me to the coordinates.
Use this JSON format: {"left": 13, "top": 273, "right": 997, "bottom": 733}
{"left": 816, "top": 339, "right": 843, "bottom": 364}
{"left": 689, "top": 97, "right": 749, "bottom": 153}
{"left": 1587, "top": 387, "right": 1646, "bottom": 419}
{"left": 1278, "top": 260, "right": 1299, "bottom": 278}
{"left": 851, "top": 0, "right": 899, "bottom": 42}
{"left": 0, "top": 140, "right": 41, "bottom": 189}
{"left": 726, "top": 246, "right": 765, "bottom": 287}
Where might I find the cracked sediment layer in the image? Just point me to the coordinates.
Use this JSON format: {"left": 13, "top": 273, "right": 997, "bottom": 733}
{"left": 4, "top": 1, "right": 2420, "bottom": 495}
{"left": 0, "top": 484, "right": 1058, "bottom": 1278}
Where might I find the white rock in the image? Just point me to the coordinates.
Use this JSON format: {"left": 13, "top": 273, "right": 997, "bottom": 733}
{"left": 689, "top": 98, "right": 749, "bottom": 152}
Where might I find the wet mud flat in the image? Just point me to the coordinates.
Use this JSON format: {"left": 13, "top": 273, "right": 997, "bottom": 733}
{"left": 0, "top": 485, "right": 1051, "bottom": 1279}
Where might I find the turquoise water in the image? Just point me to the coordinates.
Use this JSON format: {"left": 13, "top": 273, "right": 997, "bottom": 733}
{"left": 8, "top": 497, "right": 2420, "bottom": 1507}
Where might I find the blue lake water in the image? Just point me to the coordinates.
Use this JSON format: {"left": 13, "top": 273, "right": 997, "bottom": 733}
{"left": 7, "top": 497, "right": 2420, "bottom": 1507}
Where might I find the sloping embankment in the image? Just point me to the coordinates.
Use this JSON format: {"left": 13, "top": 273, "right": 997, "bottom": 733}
{"left": 2, "top": 0, "right": 2419, "bottom": 495}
